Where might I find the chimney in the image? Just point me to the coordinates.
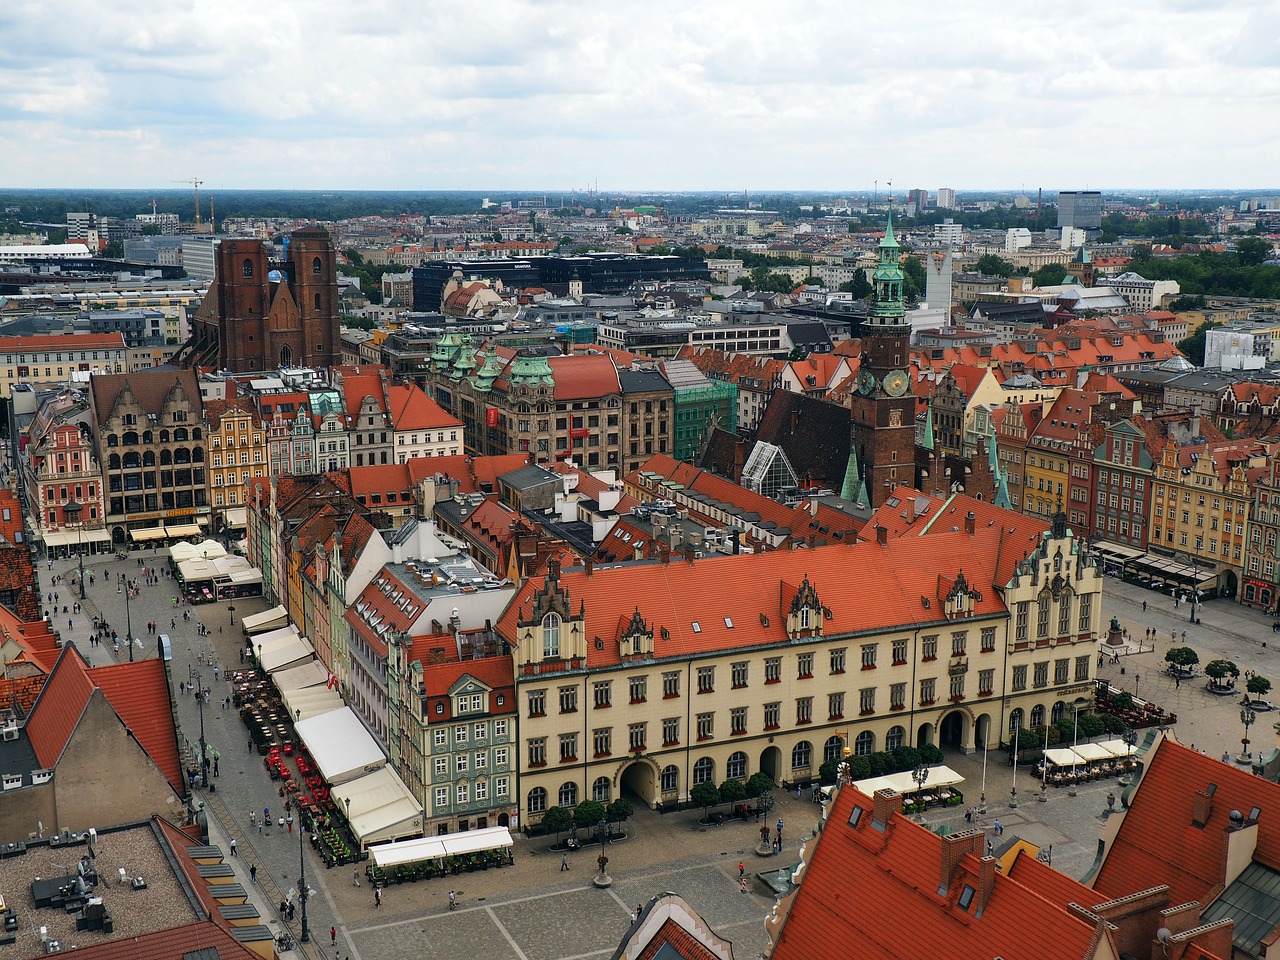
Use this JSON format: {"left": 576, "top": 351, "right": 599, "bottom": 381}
{"left": 684, "top": 546, "right": 696, "bottom": 565}
{"left": 808, "top": 533, "right": 817, "bottom": 549}
{"left": 938, "top": 830, "right": 984, "bottom": 895}
{"left": 876, "top": 524, "right": 888, "bottom": 546}
{"left": 659, "top": 542, "right": 670, "bottom": 566}
{"left": 1192, "top": 788, "right": 1214, "bottom": 827}
{"left": 975, "top": 855, "right": 997, "bottom": 915}
{"left": 585, "top": 557, "right": 594, "bottom": 577}
{"left": 965, "top": 511, "right": 976, "bottom": 535}
{"left": 870, "top": 788, "right": 902, "bottom": 829}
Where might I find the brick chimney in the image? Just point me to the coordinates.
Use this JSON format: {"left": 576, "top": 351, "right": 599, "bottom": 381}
{"left": 974, "top": 855, "right": 997, "bottom": 915}
{"left": 870, "top": 788, "right": 902, "bottom": 829}
{"left": 938, "top": 830, "right": 984, "bottom": 895}
{"left": 585, "top": 557, "right": 594, "bottom": 577}
{"left": 1192, "top": 788, "right": 1214, "bottom": 827}
{"left": 965, "top": 511, "right": 976, "bottom": 535}
{"left": 876, "top": 524, "right": 888, "bottom": 546}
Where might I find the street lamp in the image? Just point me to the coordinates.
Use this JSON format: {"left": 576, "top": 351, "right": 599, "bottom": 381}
{"left": 188, "top": 664, "right": 207, "bottom": 786}
{"left": 1068, "top": 700, "right": 1085, "bottom": 798}
{"left": 911, "top": 763, "right": 929, "bottom": 822}
{"left": 124, "top": 575, "right": 135, "bottom": 662}
{"left": 1010, "top": 716, "right": 1020, "bottom": 808}
{"left": 63, "top": 501, "right": 86, "bottom": 602}
{"left": 297, "top": 816, "right": 311, "bottom": 943}
{"left": 1240, "top": 707, "right": 1258, "bottom": 764}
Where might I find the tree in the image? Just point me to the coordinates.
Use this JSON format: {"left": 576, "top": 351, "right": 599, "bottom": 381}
{"left": 605, "top": 798, "right": 634, "bottom": 837}
{"left": 1236, "top": 236, "right": 1272, "bottom": 267}
{"left": 1165, "top": 646, "right": 1200, "bottom": 670}
{"left": 974, "top": 254, "right": 1015, "bottom": 278}
{"left": 690, "top": 782, "right": 720, "bottom": 818}
{"left": 719, "top": 778, "right": 747, "bottom": 806}
{"left": 1110, "top": 691, "right": 1134, "bottom": 711}
{"left": 573, "top": 799, "right": 605, "bottom": 841}
{"left": 1177, "top": 321, "right": 1220, "bottom": 366}
{"left": 745, "top": 772, "right": 775, "bottom": 799}
{"left": 1248, "top": 675, "right": 1273, "bottom": 697}
{"left": 1205, "top": 658, "right": 1239, "bottom": 681}
{"left": 103, "top": 240, "right": 124, "bottom": 259}
{"left": 918, "top": 743, "right": 943, "bottom": 765}
{"left": 1077, "top": 714, "right": 1106, "bottom": 739}
{"left": 542, "top": 805, "right": 572, "bottom": 841}
{"left": 1031, "top": 263, "right": 1068, "bottom": 287}
{"left": 818, "top": 759, "right": 840, "bottom": 785}
{"left": 891, "top": 745, "right": 922, "bottom": 772}
{"left": 139, "top": 223, "right": 162, "bottom": 236}
{"left": 838, "top": 272, "right": 873, "bottom": 299}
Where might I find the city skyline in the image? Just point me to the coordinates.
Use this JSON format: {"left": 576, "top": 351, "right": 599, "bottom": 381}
{"left": 1, "top": 0, "right": 1278, "bottom": 192}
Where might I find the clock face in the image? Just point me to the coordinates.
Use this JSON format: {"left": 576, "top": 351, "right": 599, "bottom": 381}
{"left": 856, "top": 370, "right": 876, "bottom": 396}
{"left": 883, "top": 370, "right": 909, "bottom": 397}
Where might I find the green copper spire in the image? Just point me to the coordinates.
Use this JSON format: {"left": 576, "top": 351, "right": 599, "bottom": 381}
{"left": 918, "top": 406, "right": 935, "bottom": 451}
{"left": 840, "top": 444, "right": 867, "bottom": 508}
{"left": 870, "top": 210, "right": 906, "bottom": 325}
{"left": 993, "top": 465, "right": 1012, "bottom": 510}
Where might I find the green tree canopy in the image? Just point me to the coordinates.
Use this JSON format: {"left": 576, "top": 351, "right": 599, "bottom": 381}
{"left": 573, "top": 799, "right": 605, "bottom": 834}
{"left": 1234, "top": 236, "right": 1272, "bottom": 266}
{"left": 690, "top": 782, "right": 720, "bottom": 815}
{"left": 838, "top": 272, "right": 873, "bottom": 298}
{"left": 605, "top": 798, "right": 634, "bottom": 825}
{"left": 542, "top": 805, "right": 572, "bottom": 837}
{"left": 1205, "top": 658, "right": 1240, "bottom": 680}
{"left": 974, "top": 254, "right": 1016, "bottom": 278}
{"left": 745, "top": 772, "right": 775, "bottom": 798}
{"left": 1031, "top": 263, "right": 1068, "bottom": 287}
{"left": 1165, "top": 646, "right": 1200, "bottom": 669}
{"left": 1248, "top": 675, "right": 1273, "bottom": 696}
{"left": 1177, "top": 321, "right": 1220, "bottom": 366}
{"left": 719, "top": 778, "right": 747, "bottom": 805}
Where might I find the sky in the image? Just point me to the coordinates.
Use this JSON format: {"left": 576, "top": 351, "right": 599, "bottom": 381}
{"left": 2, "top": 0, "right": 1278, "bottom": 193}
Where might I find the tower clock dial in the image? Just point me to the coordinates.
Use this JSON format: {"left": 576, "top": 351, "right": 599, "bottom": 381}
{"left": 856, "top": 370, "right": 876, "bottom": 396}
{"left": 882, "top": 369, "right": 910, "bottom": 397}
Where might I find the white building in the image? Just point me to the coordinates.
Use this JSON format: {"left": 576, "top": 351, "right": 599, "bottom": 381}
{"left": 181, "top": 236, "right": 222, "bottom": 282}
{"left": 933, "top": 219, "right": 963, "bottom": 246}
{"left": 937, "top": 187, "right": 957, "bottom": 210}
{"left": 1005, "top": 228, "right": 1032, "bottom": 253}
{"left": 0, "top": 243, "right": 94, "bottom": 262}
{"left": 1106, "top": 272, "right": 1180, "bottom": 312}
{"left": 1204, "top": 324, "right": 1279, "bottom": 369}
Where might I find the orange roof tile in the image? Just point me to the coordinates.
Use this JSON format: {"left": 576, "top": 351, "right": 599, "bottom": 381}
{"left": 547, "top": 354, "right": 621, "bottom": 401}
{"left": 26, "top": 644, "right": 96, "bottom": 769}
{"left": 88, "top": 658, "right": 184, "bottom": 795}
{"left": 0, "top": 333, "right": 126, "bottom": 352}
{"left": 388, "top": 383, "right": 462, "bottom": 431}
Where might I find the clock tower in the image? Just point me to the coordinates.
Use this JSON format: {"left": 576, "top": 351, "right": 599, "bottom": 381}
{"left": 850, "top": 211, "right": 917, "bottom": 508}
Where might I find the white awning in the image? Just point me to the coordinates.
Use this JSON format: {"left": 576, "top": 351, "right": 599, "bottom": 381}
{"left": 1044, "top": 748, "right": 1082, "bottom": 767}
{"left": 330, "top": 767, "right": 424, "bottom": 847}
{"left": 1095, "top": 738, "right": 1138, "bottom": 759}
{"left": 271, "top": 660, "right": 330, "bottom": 693}
{"left": 130, "top": 527, "right": 167, "bottom": 542}
{"left": 169, "top": 539, "right": 227, "bottom": 564}
{"left": 1071, "top": 742, "right": 1115, "bottom": 763}
{"left": 371, "top": 827, "right": 512, "bottom": 868}
{"left": 260, "top": 636, "right": 314, "bottom": 674}
{"left": 43, "top": 529, "right": 113, "bottom": 547}
{"left": 294, "top": 707, "right": 386, "bottom": 786}
{"left": 280, "top": 683, "right": 343, "bottom": 722}
{"left": 222, "top": 507, "right": 248, "bottom": 529}
{"left": 242, "top": 605, "right": 288, "bottom": 634}
{"left": 253, "top": 625, "right": 300, "bottom": 647}
{"left": 854, "top": 764, "right": 965, "bottom": 795}
{"left": 166, "top": 523, "right": 203, "bottom": 538}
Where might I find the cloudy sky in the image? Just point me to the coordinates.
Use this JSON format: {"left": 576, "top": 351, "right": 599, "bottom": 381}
{"left": 2, "top": 0, "right": 1277, "bottom": 192}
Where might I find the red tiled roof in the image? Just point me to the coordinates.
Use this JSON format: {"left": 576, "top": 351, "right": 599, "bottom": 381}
{"left": 347, "top": 463, "right": 413, "bottom": 498}
{"left": 405, "top": 453, "right": 531, "bottom": 492}
{"left": 61, "top": 919, "right": 260, "bottom": 960}
{"left": 388, "top": 383, "right": 462, "bottom": 430}
{"left": 418, "top": 654, "right": 515, "bottom": 698}
{"left": 635, "top": 919, "right": 722, "bottom": 960}
{"left": 0, "top": 333, "right": 126, "bottom": 352}
{"left": 547, "top": 354, "right": 621, "bottom": 401}
{"left": 1094, "top": 736, "right": 1280, "bottom": 906}
{"left": 88, "top": 658, "right": 184, "bottom": 795}
{"left": 26, "top": 644, "right": 96, "bottom": 769}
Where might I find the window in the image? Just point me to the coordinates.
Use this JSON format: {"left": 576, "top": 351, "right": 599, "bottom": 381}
{"left": 951, "top": 632, "right": 966, "bottom": 657}
{"left": 857, "top": 687, "right": 875, "bottom": 715}
{"left": 797, "top": 652, "right": 814, "bottom": 678}
{"left": 592, "top": 777, "right": 610, "bottom": 803}
{"left": 593, "top": 728, "right": 611, "bottom": 757}
{"left": 1037, "top": 595, "right": 1050, "bottom": 638}
{"left": 558, "top": 782, "right": 578, "bottom": 807}
{"left": 885, "top": 726, "right": 905, "bottom": 751}
{"left": 559, "top": 686, "right": 578, "bottom": 713}
{"left": 528, "top": 787, "right": 547, "bottom": 814}
{"left": 1079, "top": 597, "right": 1092, "bottom": 633}
{"left": 593, "top": 681, "right": 611, "bottom": 708}
{"left": 629, "top": 722, "right": 647, "bottom": 751}
{"left": 1016, "top": 602, "right": 1029, "bottom": 642}
{"left": 765, "top": 657, "right": 781, "bottom": 683}
{"left": 860, "top": 644, "right": 877, "bottom": 670}
{"left": 661, "top": 765, "right": 679, "bottom": 792}
{"left": 495, "top": 719, "right": 508, "bottom": 738}
{"left": 1054, "top": 658, "right": 1070, "bottom": 684}
{"left": 696, "top": 712, "right": 714, "bottom": 740}
{"left": 475, "top": 780, "right": 488, "bottom": 803}
{"left": 922, "top": 635, "right": 938, "bottom": 660}
{"left": 629, "top": 676, "right": 647, "bottom": 703}
{"left": 1012, "top": 665, "right": 1027, "bottom": 691}
{"left": 559, "top": 733, "right": 578, "bottom": 762}
{"left": 542, "top": 613, "right": 561, "bottom": 658}
{"left": 456, "top": 754, "right": 469, "bottom": 773}
{"left": 892, "top": 638, "right": 908, "bottom": 664}
{"left": 763, "top": 702, "right": 780, "bottom": 730}
{"left": 456, "top": 783, "right": 469, "bottom": 805}
{"left": 434, "top": 756, "right": 448, "bottom": 777}
{"left": 662, "top": 717, "right": 679, "bottom": 746}
{"left": 828, "top": 691, "right": 844, "bottom": 720}
{"left": 920, "top": 678, "right": 936, "bottom": 703}
{"left": 727, "top": 751, "right": 747, "bottom": 780}
{"left": 1033, "top": 661, "right": 1049, "bottom": 688}
{"left": 796, "top": 697, "right": 813, "bottom": 724}
{"left": 890, "top": 683, "right": 906, "bottom": 709}
{"left": 435, "top": 786, "right": 449, "bottom": 810}
{"left": 824, "top": 736, "right": 844, "bottom": 762}
{"left": 528, "top": 738, "right": 546, "bottom": 766}
{"left": 434, "top": 728, "right": 448, "bottom": 747}
{"left": 1008, "top": 708, "right": 1024, "bottom": 736}
{"left": 731, "top": 661, "right": 748, "bottom": 688}
{"left": 1058, "top": 596, "right": 1072, "bottom": 635}
{"left": 697, "top": 666, "right": 715, "bottom": 693}
{"left": 731, "top": 707, "right": 747, "bottom": 735}
{"left": 663, "top": 671, "right": 680, "bottom": 698}
{"left": 495, "top": 747, "right": 508, "bottom": 766}
{"left": 981, "top": 627, "right": 996, "bottom": 652}
{"left": 1075, "top": 655, "right": 1091, "bottom": 681}
{"left": 792, "top": 741, "right": 812, "bottom": 769}
{"left": 693, "top": 757, "right": 714, "bottom": 785}
{"left": 978, "top": 668, "right": 994, "bottom": 696}
{"left": 949, "top": 674, "right": 965, "bottom": 700}
{"left": 854, "top": 731, "right": 874, "bottom": 756}
{"left": 830, "top": 648, "right": 846, "bottom": 674}
{"left": 455, "top": 725, "right": 468, "bottom": 744}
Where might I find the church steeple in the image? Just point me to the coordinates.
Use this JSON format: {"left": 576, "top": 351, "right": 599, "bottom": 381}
{"left": 869, "top": 211, "right": 906, "bottom": 327}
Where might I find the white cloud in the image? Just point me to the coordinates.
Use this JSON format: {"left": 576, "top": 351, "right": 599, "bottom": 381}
{"left": 0, "top": 0, "right": 1277, "bottom": 189}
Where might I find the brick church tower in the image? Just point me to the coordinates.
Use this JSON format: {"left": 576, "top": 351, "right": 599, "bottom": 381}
{"left": 849, "top": 212, "right": 917, "bottom": 508}
{"left": 199, "top": 226, "right": 341, "bottom": 373}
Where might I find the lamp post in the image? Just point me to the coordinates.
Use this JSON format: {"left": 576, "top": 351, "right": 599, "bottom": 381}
{"left": 1239, "top": 707, "right": 1257, "bottom": 764}
{"left": 911, "top": 763, "right": 929, "bottom": 822}
{"left": 1189, "top": 557, "right": 1201, "bottom": 625}
{"left": 124, "top": 574, "right": 134, "bottom": 662}
{"left": 1068, "top": 700, "right": 1085, "bottom": 797}
{"left": 188, "top": 665, "right": 207, "bottom": 784}
{"left": 297, "top": 817, "right": 310, "bottom": 943}
{"left": 1010, "top": 716, "right": 1020, "bottom": 808}
{"left": 64, "top": 501, "right": 86, "bottom": 601}
{"left": 228, "top": 603, "right": 235, "bottom": 626}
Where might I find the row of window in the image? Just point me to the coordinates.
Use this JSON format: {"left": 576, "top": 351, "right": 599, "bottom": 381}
{"left": 431, "top": 746, "right": 510, "bottom": 776}
{"left": 1013, "top": 594, "right": 1092, "bottom": 642}
{"left": 432, "top": 776, "right": 509, "bottom": 810}
{"left": 429, "top": 719, "right": 510, "bottom": 746}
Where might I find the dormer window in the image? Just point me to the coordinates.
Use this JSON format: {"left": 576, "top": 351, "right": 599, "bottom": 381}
{"left": 543, "top": 613, "right": 561, "bottom": 658}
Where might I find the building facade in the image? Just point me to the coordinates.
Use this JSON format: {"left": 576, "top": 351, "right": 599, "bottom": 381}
{"left": 0, "top": 334, "right": 128, "bottom": 399}
{"left": 205, "top": 399, "right": 267, "bottom": 528}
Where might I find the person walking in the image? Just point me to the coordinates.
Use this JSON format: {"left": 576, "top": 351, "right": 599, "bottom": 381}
{"left": 738, "top": 861, "right": 745, "bottom": 879}
{"left": 374, "top": 887, "right": 382, "bottom": 908}
{"left": 352, "top": 868, "right": 361, "bottom": 887}
{"left": 250, "top": 865, "right": 257, "bottom": 885}
{"left": 330, "top": 927, "right": 337, "bottom": 947}
{"left": 229, "top": 838, "right": 237, "bottom": 856}
{"left": 561, "top": 852, "right": 569, "bottom": 871}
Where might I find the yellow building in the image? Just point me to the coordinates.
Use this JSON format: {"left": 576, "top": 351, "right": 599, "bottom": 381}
{"left": 496, "top": 497, "right": 1101, "bottom": 822}
{"left": 0, "top": 333, "right": 127, "bottom": 398}
{"left": 204, "top": 398, "right": 268, "bottom": 534}
{"left": 1149, "top": 440, "right": 1260, "bottom": 591}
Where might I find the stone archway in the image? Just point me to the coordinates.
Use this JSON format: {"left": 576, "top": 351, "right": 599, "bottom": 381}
{"left": 616, "top": 757, "right": 660, "bottom": 809}
{"left": 759, "top": 746, "right": 781, "bottom": 783}
{"left": 940, "top": 709, "right": 970, "bottom": 751}
{"left": 916, "top": 722, "right": 935, "bottom": 748}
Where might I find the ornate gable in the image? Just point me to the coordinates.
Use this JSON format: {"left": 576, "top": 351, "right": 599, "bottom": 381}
{"left": 940, "top": 570, "right": 983, "bottom": 619}
{"left": 615, "top": 607, "right": 654, "bottom": 660}
{"left": 514, "top": 557, "right": 586, "bottom": 668}
{"left": 784, "top": 574, "right": 832, "bottom": 639}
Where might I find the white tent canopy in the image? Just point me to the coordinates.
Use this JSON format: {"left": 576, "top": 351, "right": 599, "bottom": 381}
{"left": 294, "top": 707, "right": 386, "bottom": 786}
{"left": 169, "top": 539, "right": 227, "bottom": 564}
{"left": 242, "top": 606, "right": 289, "bottom": 634}
{"left": 330, "top": 767, "right": 424, "bottom": 848}
{"left": 280, "top": 684, "right": 344, "bottom": 723}
{"left": 853, "top": 764, "right": 964, "bottom": 796}
{"left": 371, "top": 827, "right": 513, "bottom": 869}
{"left": 253, "top": 625, "right": 300, "bottom": 648}
{"left": 1071, "top": 742, "right": 1116, "bottom": 763}
{"left": 1095, "top": 738, "right": 1138, "bottom": 759}
{"left": 1044, "top": 748, "right": 1083, "bottom": 767}
{"left": 177, "top": 554, "right": 257, "bottom": 584}
{"left": 272, "top": 660, "right": 330, "bottom": 694}
{"left": 260, "top": 636, "right": 315, "bottom": 674}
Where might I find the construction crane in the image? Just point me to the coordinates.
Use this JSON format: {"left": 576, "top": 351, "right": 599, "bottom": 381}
{"left": 172, "top": 178, "right": 203, "bottom": 228}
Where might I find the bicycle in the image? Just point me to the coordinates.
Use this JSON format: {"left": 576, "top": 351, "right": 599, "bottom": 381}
{"left": 275, "top": 933, "right": 296, "bottom": 951}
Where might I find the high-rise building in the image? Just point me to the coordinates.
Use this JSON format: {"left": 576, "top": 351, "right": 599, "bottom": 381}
{"left": 907, "top": 189, "right": 929, "bottom": 216}
{"left": 936, "top": 187, "right": 956, "bottom": 210}
{"left": 1057, "top": 190, "right": 1102, "bottom": 230}
{"left": 66, "top": 212, "right": 99, "bottom": 251}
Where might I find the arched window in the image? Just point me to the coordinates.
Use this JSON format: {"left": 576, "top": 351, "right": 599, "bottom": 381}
{"left": 106, "top": 433, "right": 118, "bottom": 447}
{"left": 173, "top": 447, "right": 191, "bottom": 465}
{"left": 1030, "top": 704, "right": 1044, "bottom": 728}
{"left": 542, "top": 613, "right": 560, "bottom": 658}
{"left": 122, "top": 452, "right": 140, "bottom": 469}
{"left": 312, "top": 256, "right": 322, "bottom": 274}
{"left": 192, "top": 427, "right": 202, "bottom": 441}
{"left": 528, "top": 787, "right": 547, "bottom": 814}
{"left": 558, "top": 782, "right": 578, "bottom": 808}
{"left": 122, "top": 431, "right": 139, "bottom": 446}
{"left": 173, "top": 427, "right": 189, "bottom": 442}
{"left": 1051, "top": 701, "right": 1065, "bottom": 725}
{"left": 592, "top": 777, "right": 610, "bottom": 803}
{"left": 661, "top": 765, "right": 678, "bottom": 793}
{"left": 142, "top": 431, "right": 153, "bottom": 444}
{"left": 692, "top": 757, "right": 714, "bottom": 785}
{"left": 726, "top": 751, "right": 747, "bottom": 780}
{"left": 1058, "top": 594, "right": 1072, "bottom": 635}
{"left": 1008, "top": 708, "right": 1024, "bottom": 736}
{"left": 791, "top": 741, "right": 812, "bottom": 770}
{"left": 314, "top": 292, "right": 321, "bottom": 310}
{"left": 854, "top": 731, "right": 874, "bottom": 756}
{"left": 281, "top": 345, "right": 293, "bottom": 368}
{"left": 142, "top": 451, "right": 155, "bottom": 467}
{"left": 823, "top": 735, "right": 844, "bottom": 763}
{"left": 242, "top": 258, "right": 254, "bottom": 278}
{"left": 159, "top": 449, "right": 172, "bottom": 466}
{"left": 885, "top": 725, "right": 906, "bottom": 752}
{"left": 108, "top": 454, "right": 121, "bottom": 470}
{"left": 159, "top": 430, "right": 169, "bottom": 443}
{"left": 192, "top": 446, "right": 204, "bottom": 463}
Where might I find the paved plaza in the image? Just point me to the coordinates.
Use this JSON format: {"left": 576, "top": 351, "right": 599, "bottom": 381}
{"left": 31, "top": 544, "right": 1280, "bottom": 960}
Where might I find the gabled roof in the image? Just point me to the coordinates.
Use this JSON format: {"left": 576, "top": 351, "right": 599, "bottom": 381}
{"left": 90, "top": 369, "right": 201, "bottom": 426}
{"left": 388, "top": 383, "right": 462, "bottom": 431}
{"left": 547, "top": 354, "right": 622, "bottom": 401}
{"left": 87, "top": 658, "right": 184, "bottom": 795}
{"left": 25, "top": 643, "right": 96, "bottom": 769}
{"left": 61, "top": 919, "right": 261, "bottom": 960}
{"left": 405, "top": 453, "right": 531, "bottom": 492}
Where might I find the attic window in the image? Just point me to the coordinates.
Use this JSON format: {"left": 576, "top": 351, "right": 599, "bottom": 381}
{"left": 848, "top": 804, "right": 864, "bottom": 829}
{"left": 435, "top": 703, "right": 444, "bottom": 715}
{"left": 958, "top": 885, "right": 976, "bottom": 911}
{"left": 692, "top": 621, "right": 702, "bottom": 633}
{"left": 724, "top": 617, "right": 734, "bottom": 629}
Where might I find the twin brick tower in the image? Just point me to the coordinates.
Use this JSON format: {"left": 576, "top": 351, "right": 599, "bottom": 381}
{"left": 189, "top": 226, "right": 341, "bottom": 373}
